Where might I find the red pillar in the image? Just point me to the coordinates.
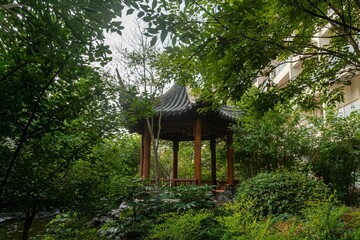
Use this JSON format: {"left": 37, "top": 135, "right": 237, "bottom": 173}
{"left": 227, "top": 133, "right": 234, "bottom": 186}
{"left": 194, "top": 119, "right": 202, "bottom": 185}
{"left": 140, "top": 133, "right": 144, "bottom": 177}
{"left": 143, "top": 125, "right": 151, "bottom": 179}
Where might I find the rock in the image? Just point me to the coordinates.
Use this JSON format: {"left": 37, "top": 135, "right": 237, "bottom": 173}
{"left": 109, "top": 202, "right": 129, "bottom": 218}
{"left": 217, "top": 194, "right": 229, "bottom": 203}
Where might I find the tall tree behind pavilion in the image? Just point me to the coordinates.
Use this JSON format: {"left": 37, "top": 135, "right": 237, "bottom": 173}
{"left": 114, "top": 20, "right": 169, "bottom": 186}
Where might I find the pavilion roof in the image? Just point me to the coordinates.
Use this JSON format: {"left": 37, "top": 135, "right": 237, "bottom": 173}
{"left": 153, "top": 83, "right": 240, "bottom": 122}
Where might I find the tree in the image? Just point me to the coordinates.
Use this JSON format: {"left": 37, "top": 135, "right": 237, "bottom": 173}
{"left": 136, "top": 0, "right": 360, "bottom": 110}
{"left": 58, "top": 134, "right": 140, "bottom": 215}
{"left": 114, "top": 20, "right": 169, "bottom": 185}
{"left": 232, "top": 88, "right": 360, "bottom": 205}
{"left": 1, "top": 67, "right": 126, "bottom": 239}
{"left": 308, "top": 111, "right": 360, "bottom": 205}
{"left": 0, "top": 1, "right": 156, "bottom": 238}
{"left": 0, "top": 0, "right": 161, "bottom": 211}
{"left": 232, "top": 88, "right": 311, "bottom": 180}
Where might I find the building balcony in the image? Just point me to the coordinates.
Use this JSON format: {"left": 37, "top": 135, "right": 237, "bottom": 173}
{"left": 272, "top": 62, "right": 290, "bottom": 86}
{"left": 337, "top": 98, "right": 360, "bottom": 117}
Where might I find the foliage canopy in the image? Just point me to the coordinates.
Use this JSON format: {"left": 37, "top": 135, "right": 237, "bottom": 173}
{"left": 135, "top": 0, "right": 360, "bottom": 110}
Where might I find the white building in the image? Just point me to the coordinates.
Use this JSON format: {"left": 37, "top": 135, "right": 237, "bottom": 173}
{"left": 254, "top": 23, "right": 360, "bottom": 117}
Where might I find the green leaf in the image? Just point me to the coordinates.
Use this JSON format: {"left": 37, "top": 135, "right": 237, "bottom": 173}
{"left": 140, "top": 4, "right": 150, "bottom": 11}
{"left": 152, "top": 0, "right": 158, "bottom": 9}
{"left": 137, "top": 11, "right": 145, "bottom": 18}
{"left": 172, "top": 36, "right": 177, "bottom": 46}
{"left": 150, "top": 36, "right": 157, "bottom": 46}
{"left": 126, "top": 9, "right": 135, "bottom": 15}
{"left": 160, "top": 30, "right": 168, "bottom": 42}
{"left": 147, "top": 28, "right": 158, "bottom": 34}
{"left": 129, "top": 1, "right": 139, "bottom": 9}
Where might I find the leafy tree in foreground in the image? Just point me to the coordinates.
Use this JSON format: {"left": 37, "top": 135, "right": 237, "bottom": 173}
{"left": 0, "top": 0, "right": 152, "bottom": 211}
{"left": 135, "top": 0, "right": 360, "bottom": 110}
{"left": 1, "top": 67, "right": 126, "bottom": 239}
{"left": 0, "top": 1, "right": 163, "bottom": 238}
{"left": 0, "top": 1, "right": 162, "bottom": 239}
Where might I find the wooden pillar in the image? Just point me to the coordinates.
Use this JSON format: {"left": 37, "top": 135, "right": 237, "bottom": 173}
{"left": 227, "top": 133, "right": 234, "bottom": 186}
{"left": 140, "top": 133, "right": 144, "bottom": 177}
{"left": 143, "top": 125, "right": 151, "bottom": 179}
{"left": 194, "top": 119, "right": 202, "bottom": 185}
{"left": 173, "top": 140, "right": 179, "bottom": 187}
{"left": 210, "top": 138, "right": 217, "bottom": 187}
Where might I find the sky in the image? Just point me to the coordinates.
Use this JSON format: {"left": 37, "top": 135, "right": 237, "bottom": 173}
{"left": 103, "top": 11, "right": 172, "bottom": 94}
{"left": 103, "top": 13, "right": 138, "bottom": 73}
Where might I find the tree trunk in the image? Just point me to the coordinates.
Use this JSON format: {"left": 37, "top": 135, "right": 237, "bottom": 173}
{"left": 146, "top": 118, "right": 160, "bottom": 186}
{"left": 153, "top": 138, "right": 160, "bottom": 186}
{"left": 22, "top": 206, "right": 37, "bottom": 240}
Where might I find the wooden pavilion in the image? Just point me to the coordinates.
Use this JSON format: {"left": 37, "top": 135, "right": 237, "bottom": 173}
{"left": 128, "top": 84, "right": 239, "bottom": 187}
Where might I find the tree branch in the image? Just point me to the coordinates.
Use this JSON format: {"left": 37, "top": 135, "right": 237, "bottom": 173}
{"left": 45, "top": 137, "right": 98, "bottom": 181}
{"left": 190, "top": 0, "right": 229, "bottom": 31}
{"left": 0, "top": 61, "right": 30, "bottom": 84}
{"left": 327, "top": 2, "right": 360, "bottom": 54}
{"left": 300, "top": 3, "right": 360, "bottom": 32}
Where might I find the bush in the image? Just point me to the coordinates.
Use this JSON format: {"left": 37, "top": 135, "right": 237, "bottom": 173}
{"left": 163, "top": 185, "right": 215, "bottom": 211}
{"left": 40, "top": 212, "right": 98, "bottom": 240}
{"left": 98, "top": 185, "right": 214, "bottom": 239}
{"left": 217, "top": 200, "right": 359, "bottom": 240}
{"left": 232, "top": 90, "right": 310, "bottom": 180}
{"left": 148, "top": 209, "right": 221, "bottom": 240}
{"left": 235, "top": 170, "right": 332, "bottom": 216}
{"left": 218, "top": 201, "right": 271, "bottom": 240}
{"left": 297, "top": 201, "right": 349, "bottom": 239}
{"left": 308, "top": 111, "right": 360, "bottom": 205}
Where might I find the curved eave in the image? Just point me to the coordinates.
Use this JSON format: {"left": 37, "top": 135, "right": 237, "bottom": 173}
{"left": 153, "top": 84, "right": 196, "bottom": 117}
{"left": 219, "top": 106, "right": 242, "bottom": 122}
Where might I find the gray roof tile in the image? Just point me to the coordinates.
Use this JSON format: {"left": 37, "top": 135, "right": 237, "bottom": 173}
{"left": 154, "top": 84, "right": 240, "bottom": 121}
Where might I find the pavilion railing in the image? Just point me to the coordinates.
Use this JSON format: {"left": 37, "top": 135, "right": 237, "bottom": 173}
{"left": 150, "top": 178, "right": 239, "bottom": 188}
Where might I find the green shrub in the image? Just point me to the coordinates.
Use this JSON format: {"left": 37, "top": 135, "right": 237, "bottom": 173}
{"left": 99, "top": 186, "right": 171, "bottom": 239}
{"left": 163, "top": 185, "right": 214, "bottom": 211}
{"left": 297, "top": 201, "right": 348, "bottom": 240}
{"left": 217, "top": 200, "right": 357, "bottom": 240}
{"left": 219, "top": 201, "right": 263, "bottom": 239}
{"left": 148, "top": 209, "right": 221, "bottom": 240}
{"left": 98, "top": 216, "right": 155, "bottom": 240}
{"left": 41, "top": 212, "right": 97, "bottom": 240}
{"left": 307, "top": 110, "right": 360, "bottom": 205}
{"left": 98, "top": 185, "right": 214, "bottom": 239}
{"left": 217, "top": 201, "right": 290, "bottom": 240}
{"left": 235, "top": 170, "right": 332, "bottom": 216}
